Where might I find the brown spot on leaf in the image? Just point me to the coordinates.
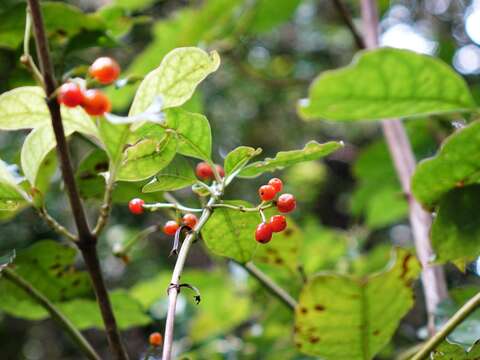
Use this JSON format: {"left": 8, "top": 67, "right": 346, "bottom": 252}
{"left": 300, "top": 307, "right": 308, "bottom": 314}
{"left": 49, "top": 263, "right": 62, "bottom": 271}
{"left": 456, "top": 180, "right": 465, "bottom": 188}
{"left": 400, "top": 254, "right": 412, "bottom": 280}
{"left": 373, "top": 330, "right": 380, "bottom": 336}
{"left": 266, "top": 248, "right": 277, "bottom": 254}
{"left": 284, "top": 229, "right": 293, "bottom": 236}
{"left": 314, "top": 304, "right": 325, "bottom": 312}
{"left": 309, "top": 336, "right": 320, "bottom": 344}
{"left": 295, "top": 342, "right": 302, "bottom": 349}
{"left": 274, "top": 257, "right": 284, "bottom": 265}
{"left": 94, "top": 162, "right": 109, "bottom": 172}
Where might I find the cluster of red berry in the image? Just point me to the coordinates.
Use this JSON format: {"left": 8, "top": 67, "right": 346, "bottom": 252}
{"left": 57, "top": 57, "right": 120, "bottom": 116}
{"left": 255, "top": 178, "right": 296, "bottom": 244}
{"left": 163, "top": 213, "right": 198, "bottom": 236}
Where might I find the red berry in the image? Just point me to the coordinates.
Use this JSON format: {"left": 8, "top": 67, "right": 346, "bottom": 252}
{"left": 58, "top": 83, "right": 84, "bottom": 107}
{"left": 216, "top": 164, "right": 225, "bottom": 178}
{"left": 270, "top": 215, "right": 287, "bottom": 232}
{"left": 268, "top": 178, "right": 283, "bottom": 193}
{"left": 277, "top": 193, "right": 296, "bottom": 213}
{"left": 258, "top": 185, "right": 277, "bottom": 201}
{"left": 89, "top": 57, "right": 121, "bottom": 85}
{"left": 196, "top": 162, "right": 214, "bottom": 180}
{"left": 182, "top": 213, "right": 198, "bottom": 228}
{"left": 128, "top": 198, "right": 144, "bottom": 215}
{"left": 255, "top": 222, "right": 273, "bottom": 244}
{"left": 163, "top": 220, "right": 180, "bottom": 236}
{"left": 82, "top": 89, "right": 111, "bottom": 116}
{"left": 149, "top": 332, "right": 163, "bottom": 347}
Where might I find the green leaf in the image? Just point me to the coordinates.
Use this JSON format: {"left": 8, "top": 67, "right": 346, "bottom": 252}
{"left": 430, "top": 185, "right": 480, "bottom": 264}
{"left": 0, "top": 159, "right": 28, "bottom": 211}
{"left": 202, "top": 200, "right": 259, "bottom": 263}
{"left": 0, "top": 86, "right": 97, "bottom": 132}
{"left": 412, "top": 121, "right": 480, "bottom": 209}
{"left": 20, "top": 113, "right": 98, "bottom": 187}
{"left": 352, "top": 120, "right": 437, "bottom": 228}
{"left": 0, "top": 2, "right": 106, "bottom": 49}
{"left": 136, "top": 108, "right": 212, "bottom": 161}
{"left": 299, "top": 48, "right": 476, "bottom": 121}
{"left": 57, "top": 290, "right": 150, "bottom": 330}
{"left": 0, "top": 241, "right": 149, "bottom": 330}
{"left": 224, "top": 146, "right": 262, "bottom": 176}
{"left": 294, "top": 248, "right": 420, "bottom": 359}
{"left": 76, "top": 149, "right": 165, "bottom": 202}
{"left": 431, "top": 340, "right": 480, "bottom": 359}
{"left": 239, "top": 141, "right": 342, "bottom": 178}
{"left": 142, "top": 156, "right": 196, "bottom": 193}
{"left": 130, "top": 270, "right": 250, "bottom": 342}
{"left": 97, "top": 120, "right": 131, "bottom": 165}
{"left": 246, "top": 0, "right": 301, "bottom": 34}
{"left": 129, "top": 47, "right": 220, "bottom": 115}
{"left": 117, "top": 134, "right": 177, "bottom": 182}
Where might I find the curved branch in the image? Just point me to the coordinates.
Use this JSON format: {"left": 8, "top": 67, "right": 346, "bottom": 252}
{"left": 412, "top": 291, "right": 480, "bottom": 360}
{"left": 2, "top": 267, "right": 100, "bottom": 360}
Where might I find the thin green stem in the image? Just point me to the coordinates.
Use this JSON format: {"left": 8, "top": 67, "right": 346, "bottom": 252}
{"left": 143, "top": 202, "right": 203, "bottom": 213}
{"left": 211, "top": 202, "right": 273, "bottom": 212}
{"left": 93, "top": 165, "right": 117, "bottom": 236}
{"left": 2, "top": 267, "right": 100, "bottom": 360}
{"left": 113, "top": 225, "right": 160, "bottom": 257}
{"left": 241, "top": 262, "right": 297, "bottom": 310}
{"left": 21, "top": 7, "right": 43, "bottom": 85}
{"left": 412, "top": 291, "right": 480, "bottom": 360}
{"left": 37, "top": 207, "right": 77, "bottom": 241}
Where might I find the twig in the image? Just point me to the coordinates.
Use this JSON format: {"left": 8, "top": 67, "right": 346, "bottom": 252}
{"left": 37, "top": 207, "right": 77, "bottom": 241}
{"left": 211, "top": 202, "right": 273, "bottom": 212}
{"left": 2, "top": 267, "right": 100, "bottom": 360}
{"left": 162, "top": 197, "right": 216, "bottom": 360}
{"left": 93, "top": 166, "right": 116, "bottom": 236}
{"left": 359, "top": 0, "right": 448, "bottom": 333}
{"left": 26, "top": 1, "right": 129, "bottom": 358}
{"left": 20, "top": 7, "right": 43, "bottom": 85}
{"left": 241, "top": 261, "right": 297, "bottom": 310}
{"left": 411, "top": 292, "right": 480, "bottom": 359}
{"left": 143, "top": 202, "right": 203, "bottom": 213}
{"left": 331, "top": 0, "right": 365, "bottom": 49}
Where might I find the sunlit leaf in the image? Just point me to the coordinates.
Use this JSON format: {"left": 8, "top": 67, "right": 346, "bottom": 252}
{"left": 295, "top": 248, "right": 420, "bottom": 359}
{"left": 224, "top": 146, "right": 262, "bottom": 177}
{"left": 129, "top": 47, "right": 220, "bottom": 115}
{"left": 0, "top": 159, "right": 28, "bottom": 211}
{"left": 142, "top": 156, "right": 196, "bottom": 192}
{"left": 299, "top": 48, "right": 476, "bottom": 121}
{"left": 239, "top": 141, "right": 342, "bottom": 178}
{"left": 117, "top": 134, "right": 177, "bottom": 182}
{"left": 202, "top": 200, "right": 259, "bottom": 263}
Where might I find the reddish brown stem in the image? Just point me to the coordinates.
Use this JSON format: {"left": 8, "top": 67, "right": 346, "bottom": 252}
{"left": 359, "top": 0, "right": 448, "bottom": 332}
{"left": 26, "top": 0, "right": 129, "bottom": 358}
